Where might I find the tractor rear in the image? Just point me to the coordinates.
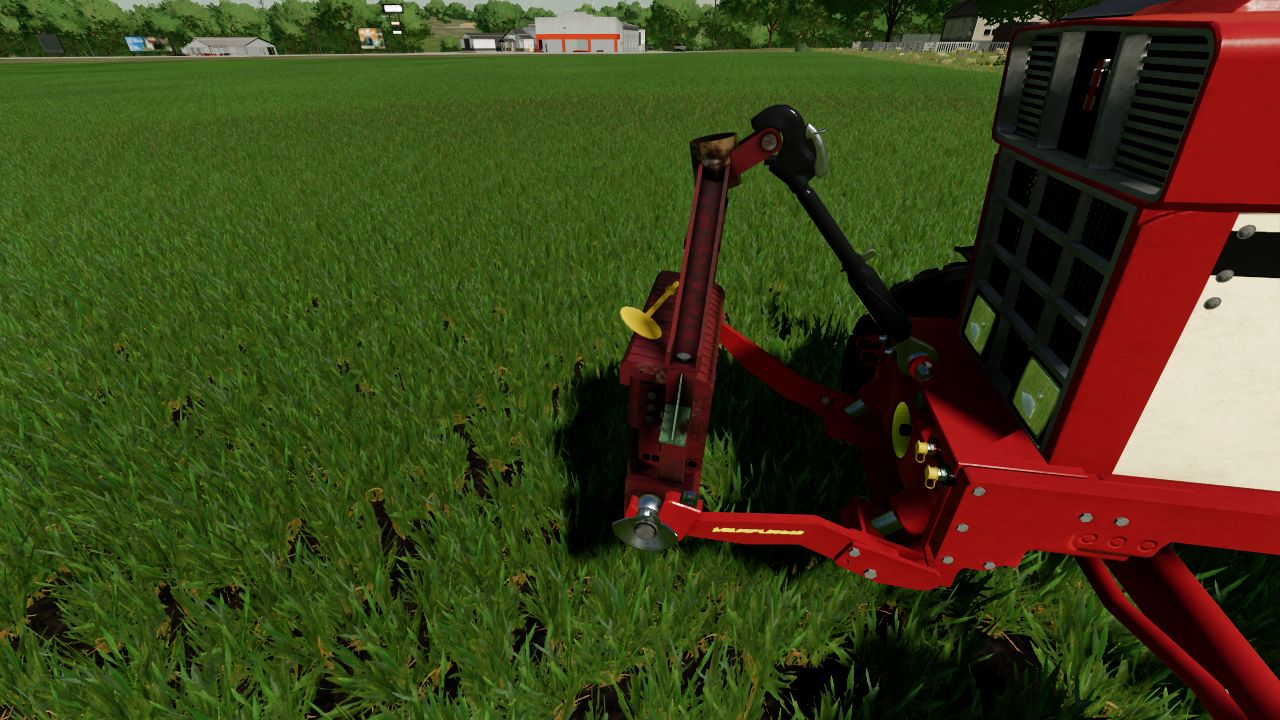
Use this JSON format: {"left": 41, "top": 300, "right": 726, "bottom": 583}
{"left": 610, "top": 2, "right": 1280, "bottom": 717}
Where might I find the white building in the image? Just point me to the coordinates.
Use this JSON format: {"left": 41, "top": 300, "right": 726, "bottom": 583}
{"left": 182, "top": 37, "right": 277, "bottom": 56}
{"left": 941, "top": 0, "right": 1045, "bottom": 42}
{"left": 533, "top": 12, "right": 645, "bottom": 53}
{"left": 460, "top": 33, "right": 502, "bottom": 50}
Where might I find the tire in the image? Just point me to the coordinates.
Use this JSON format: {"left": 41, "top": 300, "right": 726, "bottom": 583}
{"left": 839, "top": 261, "right": 970, "bottom": 394}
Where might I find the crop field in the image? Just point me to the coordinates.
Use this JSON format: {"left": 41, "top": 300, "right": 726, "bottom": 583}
{"left": 0, "top": 52, "right": 1276, "bottom": 719}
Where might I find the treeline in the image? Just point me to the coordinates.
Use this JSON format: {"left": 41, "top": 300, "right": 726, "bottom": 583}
{"left": 0, "top": 0, "right": 1065, "bottom": 56}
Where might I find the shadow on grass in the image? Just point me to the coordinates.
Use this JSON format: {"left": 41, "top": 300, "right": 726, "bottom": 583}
{"left": 553, "top": 297, "right": 1093, "bottom": 718}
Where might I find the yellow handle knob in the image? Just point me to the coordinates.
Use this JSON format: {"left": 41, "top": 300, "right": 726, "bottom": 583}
{"left": 914, "top": 440, "right": 935, "bottom": 464}
{"left": 645, "top": 281, "right": 680, "bottom": 317}
{"left": 924, "top": 465, "right": 944, "bottom": 490}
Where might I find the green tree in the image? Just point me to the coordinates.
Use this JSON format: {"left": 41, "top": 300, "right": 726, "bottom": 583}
{"left": 397, "top": 2, "right": 433, "bottom": 51}
{"left": 473, "top": 0, "right": 525, "bottom": 32}
{"left": 267, "top": 0, "right": 315, "bottom": 52}
{"left": 313, "top": 0, "right": 378, "bottom": 50}
{"left": 212, "top": 0, "right": 269, "bottom": 38}
{"left": 699, "top": 9, "right": 759, "bottom": 48}
{"left": 977, "top": 0, "right": 1092, "bottom": 23}
{"left": 574, "top": 3, "right": 596, "bottom": 11}
{"left": 424, "top": 0, "right": 446, "bottom": 18}
{"left": 152, "top": 0, "right": 216, "bottom": 51}
{"left": 78, "top": 0, "right": 128, "bottom": 54}
{"left": 598, "top": 1, "right": 648, "bottom": 24}
{"left": 718, "top": 0, "right": 796, "bottom": 47}
{"left": 443, "top": 1, "right": 471, "bottom": 20}
{"left": 523, "top": 6, "right": 555, "bottom": 21}
{"left": 820, "top": 0, "right": 941, "bottom": 41}
{"left": 647, "top": 0, "right": 702, "bottom": 48}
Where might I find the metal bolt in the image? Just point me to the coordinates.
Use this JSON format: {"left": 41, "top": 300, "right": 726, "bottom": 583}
{"left": 1079, "top": 513, "right": 1093, "bottom": 523}
{"left": 647, "top": 391, "right": 657, "bottom": 400}
{"left": 821, "top": 396, "right": 830, "bottom": 405}
{"left": 1204, "top": 297, "right": 1221, "bottom": 309}
{"left": 915, "top": 361, "right": 934, "bottom": 380}
{"left": 956, "top": 523, "right": 969, "bottom": 533}
{"left": 761, "top": 133, "right": 778, "bottom": 152}
{"left": 1114, "top": 516, "right": 1130, "bottom": 527}
{"left": 675, "top": 352, "right": 693, "bottom": 362}
{"left": 864, "top": 569, "right": 877, "bottom": 580}
{"left": 972, "top": 487, "right": 986, "bottom": 497}
{"left": 983, "top": 561, "right": 996, "bottom": 570}
{"left": 646, "top": 404, "right": 655, "bottom": 412}
{"left": 848, "top": 547, "right": 861, "bottom": 558}
{"left": 942, "top": 555, "right": 954, "bottom": 564}
{"left": 1238, "top": 224, "right": 1256, "bottom": 239}
{"left": 1216, "top": 270, "right": 1234, "bottom": 283}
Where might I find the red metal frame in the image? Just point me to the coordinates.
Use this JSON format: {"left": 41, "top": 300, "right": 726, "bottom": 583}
{"left": 614, "top": 7, "right": 1280, "bottom": 717}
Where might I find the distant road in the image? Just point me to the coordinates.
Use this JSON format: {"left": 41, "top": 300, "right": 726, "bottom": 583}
{"left": 0, "top": 50, "right": 682, "bottom": 63}
{"left": 0, "top": 48, "right": 812, "bottom": 63}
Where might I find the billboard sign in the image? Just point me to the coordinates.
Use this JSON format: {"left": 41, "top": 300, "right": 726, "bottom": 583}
{"left": 358, "top": 28, "right": 384, "bottom": 49}
{"left": 125, "top": 36, "right": 171, "bottom": 51}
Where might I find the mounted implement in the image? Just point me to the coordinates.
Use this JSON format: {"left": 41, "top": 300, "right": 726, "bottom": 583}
{"left": 610, "top": 1, "right": 1280, "bottom": 716}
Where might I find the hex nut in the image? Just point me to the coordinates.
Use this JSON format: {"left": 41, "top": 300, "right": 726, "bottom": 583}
{"left": 983, "top": 561, "right": 996, "bottom": 570}
{"left": 864, "top": 569, "right": 877, "bottom": 580}
{"left": 1204, "top": 297, "right": 1222, "bottom": 310}
{"left": 1080, "top": 513, "right": 1094, "bottom": 523}
{"left": 942, "top": 555, "right": 954, "bottom": 564}
{"left": 972, "top": 487, "right": 986, "bottom": 497}
{"left": 1238, "top": 224, "right": 1256, "bottom": 239}
{"left": 1115, "top": 517, "right": 1130, "bottom": 527}
{"left": 848, "top": 548, "right": 861, "bottom": 558}
{"left": 1216, "top": 270, "right": 1234, "bottom": 283}
{"left": 956, "top": 523, "right": 969, "bottom": 533}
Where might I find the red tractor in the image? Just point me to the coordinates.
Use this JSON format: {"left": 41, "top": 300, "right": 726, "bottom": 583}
{"left": 611, "top": 0, "right": 1280, "bottom": 717}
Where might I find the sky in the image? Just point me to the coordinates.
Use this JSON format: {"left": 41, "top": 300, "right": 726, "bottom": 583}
{"left": 107, "top": 0, "right": 712, "bottom": 11}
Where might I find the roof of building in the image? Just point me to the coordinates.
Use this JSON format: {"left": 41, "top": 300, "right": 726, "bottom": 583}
{"left": 461, "top": 33, "right": 507, "bottom": 39}
{"left": 622, "top": 22, "right": 640, "bottom": 29}
{"left": 190, "top": 37, "right": 273, "bottom": 47}
{"left": 943, "top": 0, "right": 980, "bottom": 19}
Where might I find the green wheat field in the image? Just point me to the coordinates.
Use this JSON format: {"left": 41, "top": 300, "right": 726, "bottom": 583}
{"left": 0, "top": 51, "right": 1275, "bottom": 719}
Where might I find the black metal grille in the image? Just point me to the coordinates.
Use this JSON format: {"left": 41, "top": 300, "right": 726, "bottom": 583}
{"left": 1064, "top": 260, "right": 1104, "bottom": 316}
{"left": 1026, "top": 230, "right": 1062, "bottom": 284}
{"left": 1113, "top": 34, "right": 1211, "bottom": 187}
{"left": 988, "top": 258, "right": 1011, "bottom": 298}
{"left": 1080, "top": 198, "right": 1127, "bottom": 261}
{"left": 1039, "top": 177, "right": 1079, "bottom": 232}
{"left": 965, "top": 154, "right": 1135, "bottom": 446}
{"left": 997, "top": 210, "right": 1024, "bottom": 254}
{"left": 1008, "top": 162, "right": 1037, "bottom": 208}
{"left": 1012, "top": 285, "right": 1047, "bottom": 333}
{"left": 1016, "top": 35, "right": 1061, "bottom": 139}
{"left": 1048, "top": 316, "right": 1082, "bottom": 367}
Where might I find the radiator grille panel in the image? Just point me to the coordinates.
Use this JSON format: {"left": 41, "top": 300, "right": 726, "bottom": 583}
{"left": 1112, "top": 34, "right": 1211, "bottom": 187}
{"left": 966, "top": 155, "right": 1135, "bottom": 446}
{"left": 1016, "top": 35, "right": 1061, "bottom": 139}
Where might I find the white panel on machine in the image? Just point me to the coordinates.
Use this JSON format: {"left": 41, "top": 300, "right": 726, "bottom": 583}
{"left": 1114, "top": 213, "right": 1280, "bottom": 492}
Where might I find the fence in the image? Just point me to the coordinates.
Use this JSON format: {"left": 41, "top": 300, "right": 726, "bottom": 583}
{"left": 851, "top": 40, "right": 1009, "bottom": 52}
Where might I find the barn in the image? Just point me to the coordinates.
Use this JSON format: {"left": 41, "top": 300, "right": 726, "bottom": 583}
{"left": 533, "top": 12, "right": 646, "bottom": 53}
{"left": 460, "top": 33, "right": 504, "bottom": 50}
{"left": 182, "top": 37, "right": 277, "bottom": 56}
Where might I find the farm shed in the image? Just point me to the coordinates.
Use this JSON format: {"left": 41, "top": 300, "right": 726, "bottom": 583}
{"left": 461, "top": 33, "right": 504, "bottom": 50}
{"left": 533, "top": 11, "right": 646, "bottom": 53}
{"left": 940, "top": 0, "right": 1045, "bottom": 42}
{"left": 497, "top": 28, "right": 536, "bottom": 51}
{"left": 182, "top": 37, "right": 277, "bottom": 56}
